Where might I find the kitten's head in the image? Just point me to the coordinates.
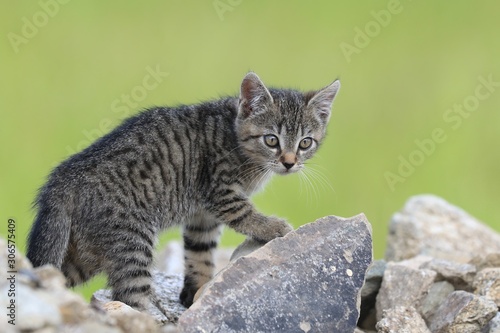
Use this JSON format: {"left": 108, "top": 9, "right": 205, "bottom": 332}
{"left": 236, "top": 72, "right": 340, "bottom": 175}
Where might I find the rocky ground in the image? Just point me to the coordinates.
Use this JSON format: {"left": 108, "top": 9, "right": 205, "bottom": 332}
{"left": 1, "top": 194, "right": 499, "bottom": 332}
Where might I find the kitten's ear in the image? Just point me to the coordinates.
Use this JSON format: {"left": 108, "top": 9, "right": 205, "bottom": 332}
{"left": 307, "top": 79, "right": 340, "bottom": 124}
{"left": 239, "top": 72, "right": 274, "bottom": 118}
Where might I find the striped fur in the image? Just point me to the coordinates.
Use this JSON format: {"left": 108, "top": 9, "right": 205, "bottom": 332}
{"left": 26, "top": 72, "right": 340, "bottom": 310}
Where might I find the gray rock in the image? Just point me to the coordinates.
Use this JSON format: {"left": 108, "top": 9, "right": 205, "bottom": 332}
{"left": 161, "top": 323, "right": 180, "bottom": 333}
{"left": 15, "top": 284, "right": 62, "bottom": 330}
{"left": 482, "top": 312, "right": 500, "bottom": 333}
{"left": 92, "top": 272, "right": 186, "bottom": 324}
{"left": 361, "top": 260, "right": 387, "bottom": 299}
{"left": 420, "top": 281, "right": 455, "bottom": 322}
{"left": 71, "top": 321, "right": 123, "bottom": 333}
{"left": 354, "top": 328, "right": 369, "bottom": 333}
{"left": 29, "top": 267, "right": 110, "bottom": 326}
{"left": 153, "top": 272, "right": 187, "bottom": 321}
{"left": 375, "top": 262, "right": 437, "bottom": 321}
{"left": 427, "top": 290, "right": 497, "bottom": 333}
{"left": 397, "top": 255, "right": 433, "bottom": 270}
{"left": 421, "top": 258, "right": 476, "bottom": 291}
{"left": 376, "top": 306, "right": 430, "bottom": 333}
{"left": 473, "top": 268, "right": 500, "bottom": 307}
{"left": 358, "top": 260, "right": 386, "bottom": 330}
{"left": 471, "top": 252, "right": 500, "bottom": 271}
{"left": 103, "top": 301, "right": 161, "bottom": 333}
{"left": 385, "top": 195, "right": 500, "bottom": 263}
{"left": 178, "top": 214, "right": 373, "bottom": 333}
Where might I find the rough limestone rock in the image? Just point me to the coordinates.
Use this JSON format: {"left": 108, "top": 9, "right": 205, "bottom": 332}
{"left": 361, "top": 260, "right": 387, "bottom": 300}
{"left": 0, "top": 238, "right": 128, "bottom": 333}
{"left": 427, "top": 290, "right": 497, "bottom": 333}
{"left": 386, "top": 195, "right": 500, "bottom": 263}
{"left": 420, "top": 281, "right": 455, "bottom": 322}
{"left": 471, "top": 252, "right": 500, "bottom": 271}
{"left": 92, "top": 272, "right": 186, "bottom": 323}
{"left": 103, "top": 301, "right": 160, "bottom": 333}
{"left": 420, "top": 258, "right": 476, "bottom": 291}
{"left": 375, "top": 262, "right": 437, "bottom": 321}
{"left": 483, "top": 312, "right": 500, "bottom": 333}
{"left": 473, "top": 268, "right": 500, "bottom": 307}
{"left": 178, "top": 214, "right": 373, "bottom": 333}
{"left": 358, "top": 260, "right": 386, "bottom": 329}
{"left": 376, "top": 306, "right": 430, "bottom": 333}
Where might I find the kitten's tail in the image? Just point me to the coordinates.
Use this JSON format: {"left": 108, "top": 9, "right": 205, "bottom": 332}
{"left": 26, "top": 193, "right": 71, "bottom": 269}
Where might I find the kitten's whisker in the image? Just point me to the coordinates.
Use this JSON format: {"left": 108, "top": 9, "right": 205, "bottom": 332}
{"left": 305, "top": 166, "right": 336, "bottom": 195}
{"left": 245, "top": 163, "right": 272, "bottom": 193}
{"left": 236, "top": 163, "right": 267, "bottom": 182}
{"left": 300, "top": 168, "right": 320, "bottom": 205}
{"left": 298, "top": 171, "right": 314, "bottom": 206}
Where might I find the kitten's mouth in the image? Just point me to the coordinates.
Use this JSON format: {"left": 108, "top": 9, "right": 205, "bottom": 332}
{"left": 274, "top": 165, "right": 301, "bottom": 175}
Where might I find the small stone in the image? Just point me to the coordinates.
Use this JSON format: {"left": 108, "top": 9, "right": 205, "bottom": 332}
{"left": 421, "top": 258, "right": 476, "bottom": 291}
{"left": 103, "top": 301, "right": 160, "bottom": 333}
{"left": 59, "top": 297, "right": 97, "bottom": 324}
{"left": 397, "top": 255, "right": 433, "bottom": 270}
{"left": 358, "top": 260, "right": 386, "bottom": 330}
{"left": 420, "top": 281, "right": 455, "bottom": 321}
{"left": 376, "top": 306, "right": 430, "bottom": 333}
{"left": 29, "top": 327, "right": 57, "bottom": 333}
{"left": 471, "top": 252, "right": 500, "bottom": 271}
{"left": 361, "top": 260, "right": 386, "bottom": 299}
{"left": 92, "top": 272, "right": 186, "bottom": 324}
{"left": 14, "top": 284, "right": 62, "bottom": 330}
{"left": 34, "top": 265, "right": 68, "bottom": 290}
{"left": 161, "top": 323, "right": 179, "bottom": 333}
{"left": 474, "top": 268, "right": 500, "bottom": 307}
{"left": 299, "top": 320, "right": 312, "bottom": 332}
{"left": 74, "top": 321, "right": 123, "bottom": 333}
{"left": 427, "top": 290, "right": 497, "bottom": 333}
{"left": 354, "top": 328, "right": 369, "bottom": 333}
{"left": 375, "top": 262, "right": 437, "bottom": 321}
{"left": 178, "top": 214, "right": 373, "bottom": 333}
{"left": 385, "top": 195, "right": 500, "bottom": 263}
{"left": 482, "top": 312, "right": 500, "bottom": 333}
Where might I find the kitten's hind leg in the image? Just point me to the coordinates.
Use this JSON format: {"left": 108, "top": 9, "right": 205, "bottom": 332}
{"left": 106, "top": 243, "right": 155, "bottom": 311}
{"left": 103, "top": 216, "right": 158, "bottom": 311}
{"left": 61, "top": 241, "right": 101, "bottom": 287}
{"left": 180, "top": 214, "right": 222, "bottom": 307}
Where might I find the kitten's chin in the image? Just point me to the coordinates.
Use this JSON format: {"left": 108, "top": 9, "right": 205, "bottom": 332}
{"left": 274, "top": 167, "right": 300, "bottom": 175}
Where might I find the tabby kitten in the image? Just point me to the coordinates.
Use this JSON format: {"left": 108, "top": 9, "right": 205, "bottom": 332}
{"left": 27, "top": 72, "right": 340, "bottom": 311}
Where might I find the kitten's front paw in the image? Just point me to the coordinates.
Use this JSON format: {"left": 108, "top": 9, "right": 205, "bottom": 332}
{"left": 256, "top": 217, "right": 293, "bottom": 243}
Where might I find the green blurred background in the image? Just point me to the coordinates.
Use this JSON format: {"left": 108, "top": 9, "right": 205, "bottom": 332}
{"left": 1, "top": 1, "right": 499, "bottom": 299}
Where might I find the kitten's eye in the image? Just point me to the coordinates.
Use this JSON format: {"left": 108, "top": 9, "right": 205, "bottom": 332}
{"left": 299, "top": 137, "right": 313, "bottom": 150}
{"left": 264, "top": 134, "right": 279, "bottom": 148}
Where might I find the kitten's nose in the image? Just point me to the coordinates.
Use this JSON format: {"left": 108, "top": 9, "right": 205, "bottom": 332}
{"left": 281, "top": 152, "right": 297, "bottom": 170}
